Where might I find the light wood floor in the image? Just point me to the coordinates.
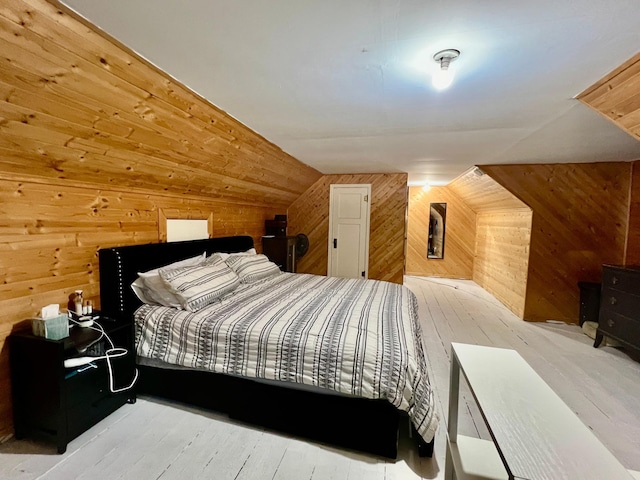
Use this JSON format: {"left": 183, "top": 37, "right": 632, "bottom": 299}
{"left": 1, "top": 276, "right": 639, "bottom": 479}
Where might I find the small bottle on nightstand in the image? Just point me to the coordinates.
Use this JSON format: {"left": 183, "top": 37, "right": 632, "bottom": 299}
{"left": 74, "top": 290, "right": 83, "bottom": 316}
{"left": 83, "top": 300, "right": 93, "bottom": 315}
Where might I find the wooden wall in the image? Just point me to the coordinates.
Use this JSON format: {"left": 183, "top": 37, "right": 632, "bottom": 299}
{"left": 482, "top": 163, "right": 631, "bottom": 322}
{"left": 0, "top": 0, "right": 320, "bottom": 440}
{"left": 446, "top": 168, "right": 532, "bottom": 318}
{"left": 406, "top": 186, "right": 476, "bottom": 279}
{"left": 0, "top": 0, "right": 320, "bottom": 203}
{"left": 288, "top": 173, "right": 408, "bottom": 285}
{"left": 473, "top": 210, "right": 532, "bottom": 318}
{"left": 577, "top": 51, "right": 640, "bottom": 142}
{"left": 578, "top": 53, "right": 640, "bottom": 264}
{"left": 626, "top": 161, "right": 640, "bottom": 265}
{"left": 448, "top": 167, "right": 530, "bottom": 212}
{"left": 578, "top": 52, "right": 640, "bottom": 263}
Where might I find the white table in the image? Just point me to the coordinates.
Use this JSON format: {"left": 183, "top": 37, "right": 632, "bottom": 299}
{"left": 445, "top": 342, "right": 634, "bottom": 480}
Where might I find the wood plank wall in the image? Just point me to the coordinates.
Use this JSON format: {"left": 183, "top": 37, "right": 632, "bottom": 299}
{"left": 448, "top": 167, "right": 529, "bottom": 211}
{"left": 406, "top": 186, "right": 476, "bottom": 279}
{"left": 0, "top": 0, "right": 320, "bottom": 202}
{"left": 577, "top": 51, "right": 640, "bottom": 143}
{"left": 473, "top": 210, "right": 532, "bottom": 318}
{"left": 626, "top": 161, "right": 640, "bottom": 265}
{"left": 578, "top": 52, "right": 640, "bottom": 263}
{"left": 0, "top": 0, "right": 321, "bottom": 440}
{"left": 482, "top": 163, "right": 631, "bottom": 322}
{"left": 418, "top": 167, "right": 531, "bottom": 318}
{"left": 287, "top": 173, "right": 408, "bottom": 285}
{"left": 446, "top": 168, "right": 532, "bottom": 318}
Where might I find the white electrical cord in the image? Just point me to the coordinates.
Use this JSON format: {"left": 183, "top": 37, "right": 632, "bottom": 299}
{"left": 67, "top": 316, "right": 139, "bottom": 393}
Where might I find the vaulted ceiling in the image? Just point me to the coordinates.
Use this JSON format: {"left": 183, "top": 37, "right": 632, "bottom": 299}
{"left": 59, "top": 0, "right": 640, "bottom": 186}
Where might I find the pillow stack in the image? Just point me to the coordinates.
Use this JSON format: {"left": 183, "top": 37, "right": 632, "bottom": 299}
{"left": 131, "top": 248, "right": 281, "bottom": 312}
{"left": 159, "top": 261, "right": 239, "bottom": 312}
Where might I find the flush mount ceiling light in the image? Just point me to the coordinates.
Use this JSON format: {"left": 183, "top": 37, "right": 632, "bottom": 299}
{"left": 432, "top": 49, "right": 460, "bottom": 90}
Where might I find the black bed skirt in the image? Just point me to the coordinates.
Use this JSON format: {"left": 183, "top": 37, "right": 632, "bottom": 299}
{"left": 137, "top": 365, "right": 427, "bottom": 459}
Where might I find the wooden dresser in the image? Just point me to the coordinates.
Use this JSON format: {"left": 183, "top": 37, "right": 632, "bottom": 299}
{"left": 595, "top": 265, "right": 640, "bottom": 353}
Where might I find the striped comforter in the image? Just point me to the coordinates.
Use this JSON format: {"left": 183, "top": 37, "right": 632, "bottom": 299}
{"left": 134, "top": 273, "right": 438, "bottom": 442}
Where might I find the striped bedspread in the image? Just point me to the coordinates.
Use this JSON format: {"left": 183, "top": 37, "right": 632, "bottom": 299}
{"left": 134, "top": 273, "right": 438, "bottom": 442}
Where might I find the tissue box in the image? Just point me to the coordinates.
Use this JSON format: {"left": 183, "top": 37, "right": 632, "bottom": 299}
{"left": 32, "top": 313, "right": 69, "bottom": 340}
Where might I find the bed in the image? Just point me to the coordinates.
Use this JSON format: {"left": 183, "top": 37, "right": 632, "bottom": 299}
{"left": 98, "top": 235, "right": 438, "bottom": 458}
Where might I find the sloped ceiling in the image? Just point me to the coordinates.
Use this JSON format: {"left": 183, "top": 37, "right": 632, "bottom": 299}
{"left": 0, "top": 0, "right": 321, "bottom": 206}
{"left": 59, "top": 0, "right": 640, "bottom": 186}
{"left": 448, "top": 168, "right": 528, "bottom": 212}
{"left": 578, "top": 52, "right": 640, "bottom": 141}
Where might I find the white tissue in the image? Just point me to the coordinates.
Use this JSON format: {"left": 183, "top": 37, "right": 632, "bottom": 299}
{"left": 41, "top": 304, "right": 60, "bottom": 319}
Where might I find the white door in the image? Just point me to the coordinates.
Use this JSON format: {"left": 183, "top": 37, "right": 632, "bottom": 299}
{"left": 328, "top": 184, "right": 371, "bottom": 279}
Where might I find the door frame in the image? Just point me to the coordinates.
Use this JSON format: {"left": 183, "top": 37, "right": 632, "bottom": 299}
{"left": 327, "top": 184, "right": 372, "bottom": 279}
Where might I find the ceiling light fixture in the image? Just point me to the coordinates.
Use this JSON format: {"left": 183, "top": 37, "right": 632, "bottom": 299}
{"left": 432, "top": 49, "right": 460, "bottom": 90}
{"left": 422, "top": 183, "right": 431, "bottom": 192}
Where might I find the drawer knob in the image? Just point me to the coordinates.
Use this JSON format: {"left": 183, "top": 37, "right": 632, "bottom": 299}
{"left": 611, "top": 276, "right": 619, "bottom": 285}
{"left": 609, "top": 296, "right": 618, "bottom": 305}
{"left": 607, "top": 318, "right": 615, "bottom": 328}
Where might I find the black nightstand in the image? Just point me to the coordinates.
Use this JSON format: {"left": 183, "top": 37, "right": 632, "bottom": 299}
{"left": 578, "top": 281, "right": 601, "bottom": 326}
{"left": 9, "top": 315, "right": 136, "bottom": 453}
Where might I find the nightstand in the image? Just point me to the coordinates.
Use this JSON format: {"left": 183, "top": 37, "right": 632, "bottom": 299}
{"left": 9, "top": 315, "right": 136, "bottom": 453}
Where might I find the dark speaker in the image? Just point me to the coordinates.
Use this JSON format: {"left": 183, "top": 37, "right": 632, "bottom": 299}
{"left": 578, "top": 282, "right": 601, "bottom": 326}
{"left": 265, "top": 215, "right": 287, "bottom": 237}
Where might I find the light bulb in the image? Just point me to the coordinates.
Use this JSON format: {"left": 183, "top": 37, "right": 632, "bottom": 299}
{"left": 432, "top": 67, "right": 453, "bottom": 90}
{"left": 432, "top": 49, "right": 460, "bottom": 90}
{"left": 422, "top": 183, "right": 431, "bottom": 192}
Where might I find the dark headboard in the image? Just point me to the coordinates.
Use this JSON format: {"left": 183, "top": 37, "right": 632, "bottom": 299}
{"left": 99, "top": 236, "right": 254, "bottom": 320}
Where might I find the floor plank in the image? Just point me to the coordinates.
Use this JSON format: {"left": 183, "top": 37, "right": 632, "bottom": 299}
{"left": 1, "top": 276, "right": 638, "bottom": 479}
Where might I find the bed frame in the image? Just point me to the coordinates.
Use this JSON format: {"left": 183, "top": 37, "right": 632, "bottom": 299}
{"left": 98, "top": 236, "right": 434, "bottom": 459}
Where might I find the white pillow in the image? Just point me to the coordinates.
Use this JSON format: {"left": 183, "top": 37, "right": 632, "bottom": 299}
{"left": 130, "top": 253, "right": 206, "bottom": 307}
{"left": 137, "top": 275, "right": 183, "bottom": 308}
{"left": 225, "top": 254, "right": 281, "bottom": 284}
{"left": 160, "top": 263, "right": 240, "bottom": 312}
{"left": 131, "top": 277, "right": 159, "bottom": 305}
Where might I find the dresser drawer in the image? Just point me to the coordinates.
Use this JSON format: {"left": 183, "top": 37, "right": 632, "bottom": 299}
{"left": 65, "top": 363, "right": 110, "bottom": 408}
{"left": 602, "top": 267, "right": 640, "bottom": 296}
{"left": 598, "top": 310, "right": 640, "bottom": 340}
{"left": 600, "top": 289, "right": 640, "bottom": 320}
{"left": 66, "top": 393, "right": 126, "bottom": 440}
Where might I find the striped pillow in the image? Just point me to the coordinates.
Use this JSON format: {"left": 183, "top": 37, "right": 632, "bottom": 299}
{"left": 200, "top": 253, "right": 226, "bottom": 266}
{"left": 159, "top": 263, "right": 240, "bottom": 312}
{"left": 131, "top": 253, "right": 207, "bottom": 307}
{"left": 201, "top": 248, "right": 258, "bottom": 267}
{"left": 225, "top": 254, "right": 281, "bottom": 284}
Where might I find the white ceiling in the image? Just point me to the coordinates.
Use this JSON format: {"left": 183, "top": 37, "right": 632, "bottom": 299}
{"left": 61, "top": 0, "right": 640, "bottom": 186}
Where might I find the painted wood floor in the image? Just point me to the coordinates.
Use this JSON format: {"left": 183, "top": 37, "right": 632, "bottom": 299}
{"left": 1, "top": 276, "right": 639, "bottom": 479}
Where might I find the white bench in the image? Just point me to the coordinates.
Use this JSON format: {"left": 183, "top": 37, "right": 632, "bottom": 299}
{"left": 445, "top": 342, "right": 635, "bottom": 480}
